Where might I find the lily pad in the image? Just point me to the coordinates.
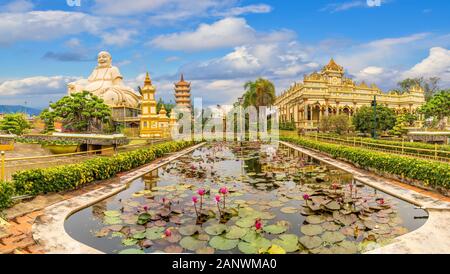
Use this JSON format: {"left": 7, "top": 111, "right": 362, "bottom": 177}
{"left": 164, "top": 245, "right": 183, "bottom": 253}
{"left": 145, "top": 227, "right": 164, "bottom": 240}
{"left": 196, "top": 247, "right": 215, "bottom": 254}
{"left": 299, "top": 236, "right": 323, "bottom": 249}
{"left": 321, "top": 231, "right": 345, "bottom": 243}
{"left": 132, "top": 231, "right": 146, "bottom": 240}
{"left": 263, "top": 222, "right": 288, "bottom": 234}
{"left": 209, "top": 236, "right": 239, "bottom": 251}
{"left": 325, "top": 201, "right": 341, "bottom": 211}
{"left": 122, "top": 238, "right": 138, "bottom": 246}
{"left": 104, "top": 210, "right": 121, "bottom": 217}
{"left": 179, "top": 225, "right": 201, "bottom": 236}
{"left": 137, "top": 213, "right": 152, "bottom": 225}
{"left": 237, "top": 241, "right": 260, "bottom": 254}
{"left": 225, "top": 226, "right": 247, "bottom": 239}
{"left": 272, "top": 234, "right": 299, "bottom": 252}
{"left": 337, "top": 241, "right": 358, "bottom": 254}
{"left": 118, "top": 248, "right": 145, "bottom": 254}
{"left": 322, "top": 222, "right": 341, "bottom": 231}
{"left": 300, "top": 224, "right": 323, "bottom": 236}
{"left": 280, "top": 207, "right": 298, "bottom": 214}
{"left": 204, "top": 224, "right": 228, "bottom": 236}
{"left": 180, "top": 236, "right": 207, "bottom": 251}
{"left": 103, "top": 216, "right": 122, "bottom": 225}
{"left": 306, "top": 215, "right": 326, "bottom": 224}
{"left": 236, "top": 217, "right": 256, "bottom": 228}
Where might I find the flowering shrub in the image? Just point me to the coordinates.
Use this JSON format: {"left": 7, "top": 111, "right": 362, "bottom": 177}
{"left": 281, "top": 136, "right": 450, "bottom": 189}
{"left": 0, "top": 181, "right": 15, "bottom": 209}
{"left": 9, "top": 140, "right": 197, "bottom": 199}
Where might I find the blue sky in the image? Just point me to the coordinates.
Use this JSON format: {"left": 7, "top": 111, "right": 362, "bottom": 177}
{"left": 0, "top": 0, "right": 449, "bottom": 108}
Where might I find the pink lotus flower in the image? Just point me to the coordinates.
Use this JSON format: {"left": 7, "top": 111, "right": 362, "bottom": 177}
{"left": 377, "top": 198, "right": 385, "bottom": 205}
{"left": 332, "top": 183, "right": 339, "bottom": 190}
{"left": 192, "top": 196, "right": 198, "bottom": 204}
{"left": 215, "top": 195, "right": 221, "bottom": 203}
{"left": 165, "top": 229, "right": 172, "bottom": 237}
{"left": 303, "top": 194, "right": 310, "bottom": 200}
{"left": 219, "top": 187, "right": 228, "bottom": 195}
{"left": 162, "top": 197, "right": 166, "bottom": 204}
{"left": 143, "top": 206, "right": 148, "bottom": 211}
{"left": 255, "top": 219, "right": 263, "bottom": 230}
{"left": 197, "top": 188, "right": 206, "bottom": 196}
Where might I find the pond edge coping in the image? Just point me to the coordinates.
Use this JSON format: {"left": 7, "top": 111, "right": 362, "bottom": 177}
{"left": 31, "top": 142, "right": 206, "bottom": 254}
{"left": 280, "top": 140, "right": 450, "bottom": 254}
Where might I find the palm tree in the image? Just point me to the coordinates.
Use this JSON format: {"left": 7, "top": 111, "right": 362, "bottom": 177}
{"left": 243, "top": 78, "right": 276, "bottom": 108}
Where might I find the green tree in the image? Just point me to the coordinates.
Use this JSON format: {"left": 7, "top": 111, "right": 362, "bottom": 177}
{"left": 395, "top": 77, "right": 440, "bottom": 101}
{"left": 243, "top": 78, "right": 276, "bottom": 108}
{"left": 0, "top": 113, "right": 31, "bottom": 135}
{"left": 419, "top": 90, "right": 450, "bottom": 129}
{"left": 390, "top": 114, "right": 409, "bottom": 137}
{"left": 41, "top": 91, "right": 112, "bottom": 133}
{"left": 320, "top": 114, "right": 352, "bottom": 134}
{"left": 352, "top": 105, "right": 396, "bottom": 134}
{"left": 39, "top": 108, "right": 55, "bottom": 133}
{"left": 156, "top": 98, "right": 175, "bottom": 117}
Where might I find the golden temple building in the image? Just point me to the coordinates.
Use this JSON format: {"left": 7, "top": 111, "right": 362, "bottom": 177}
{"left": 139, "top": 73, "right": 172, "bottom": 138}
{"left": 275, "top": 59, "right": 426, "bottom": 130}
{"left": 174, "top": 74, "right": 192, "bottom": 110}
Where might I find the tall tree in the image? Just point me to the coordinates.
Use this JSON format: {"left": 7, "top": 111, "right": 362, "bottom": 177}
{"left": 41, "top": 91, "right": 112, "bottom": 133}
{"left": 0, "top": 113, "right": 31, "bottom": 135}
{"left": 419, "top": 90, "right": 450, "bottom": 129}
{"left": 243, "top": 78, "right": 276, "bottom": 109}
{"left": 352, "top": 105, "right": 396, "bottom": 134}
{"left": 395, "top": 77, "right": 440, "bottom": 101}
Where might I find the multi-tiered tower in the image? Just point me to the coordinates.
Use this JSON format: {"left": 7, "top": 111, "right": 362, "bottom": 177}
{"left": 174, "top": 74, "right": 192, "bottom": 111}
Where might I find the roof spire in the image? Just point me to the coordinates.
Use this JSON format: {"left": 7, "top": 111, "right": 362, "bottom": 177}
{"left": 180, "top": 73, "right": 184, "bottom": 82}
{"left": 144, "top": 72, "right": 152, "bottom": 86}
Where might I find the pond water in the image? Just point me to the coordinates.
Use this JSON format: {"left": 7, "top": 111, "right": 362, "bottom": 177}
{"left": 65, "top": 142, "right": 428, "bottom": 254}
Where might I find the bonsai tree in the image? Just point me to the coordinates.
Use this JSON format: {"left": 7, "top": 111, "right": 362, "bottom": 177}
{"left": 40, "top": 108, "right": 56, "bottom": 133}
{"left": 320, "top": 114, "right": 352, "bottom": 135}
{"left": 390, "top": 114, "right": 409, "bottom": 137}
{"left": 41, "top": 91, "right": 112, "bottom": 133}
{"left": 0, "top": 113, "right": 31, "bottom": 135}
{"left": 419, "top": 90, "right": 450, "bottom": 130}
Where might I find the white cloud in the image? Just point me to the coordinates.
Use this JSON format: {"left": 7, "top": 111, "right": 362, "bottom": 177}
{"left": 321, "top": 0, "right": 389, "bottom": 13}
{"left": 101, "top": 29, "right": 138, "bottom": 47}
{"left": 403, "top": 47, "right": 450, "bottom": 84}
{"left": 0, "top": 11, "right": 111, "bottom": 45}
{"left": 214, "top": 4, "right": 272, "bottom": 17}
{"left": 150, "top": 17, "right": 295, "bottom": 51}
{"left": 0, "top": 76, "right": 79, "bottom": 96}
{"left": 1, "top": 0, "right": 34, "bottom": 12}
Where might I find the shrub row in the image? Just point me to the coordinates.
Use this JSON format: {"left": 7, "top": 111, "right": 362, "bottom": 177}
{"left": 281, "top": 136, "right": 450, "bottom": 189}
{"left": 0, "top": 140, "right": 197, "bottom": 209}
{"left": 308, "top": 133, "right": 450, "bottom": 158}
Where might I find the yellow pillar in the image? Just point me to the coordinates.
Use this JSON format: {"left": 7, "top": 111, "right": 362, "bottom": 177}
{"left": 1, "top": 151, "right": 5, "bottom": 181}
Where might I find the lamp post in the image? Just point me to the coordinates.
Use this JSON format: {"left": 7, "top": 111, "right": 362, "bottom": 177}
{"left": 372, "top": 95, "right": 377, "bottom": 139}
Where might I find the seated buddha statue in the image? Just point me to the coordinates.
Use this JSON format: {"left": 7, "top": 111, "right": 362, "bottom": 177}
{"left": 68, "top": 51, "right": 141, "bottom": 109}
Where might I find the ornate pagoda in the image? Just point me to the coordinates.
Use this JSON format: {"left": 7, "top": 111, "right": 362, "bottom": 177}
{"left": 174, "top": 74, "right": 192, "bottom": 111}
{"left": 139, "top": 72, "right": 170, "bottom": 138}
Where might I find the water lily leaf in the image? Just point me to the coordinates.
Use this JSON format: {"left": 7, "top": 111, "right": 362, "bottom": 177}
{"left": 132, "top": 231, "right": 146, "bottom": 240}
{"left": 179, "top": 225, "right": 201, "bottom": 236}
{"left": 238, "top": 241, "right": 260, "bottom": 254}
{"left": 306, "top": 215, "right": 326, "bottom": 224}
{"left": 180, "top": 236, "right": 207, "bottom": 251}
{"left": 196, "top": 247, "right": 215, "bottom": 254}
{"left": 103, "top": 216, "right": 122, "bottom": 225}
{"left": 325, "top": 201, "right": 341, "bottom": 210}
{"left": 166, "top": 233, "right": 182, "bottom": 243}
{"left": 337, "top": 241, "right": 358, "bottom": 254}
{"left": 164, "top": 245, "right": 183, "bottom": 253}
{"left": 104, "top": 210, "right": 121, "bottom": 217}
{"left": 95, "top": 228, "right": 109, "bottom": 238}
{"left": 204, "top": 224, "right": 228, "bottom": 236}
{"left": 321, "top": 231, "right": 345, "bottom": 243}
{"left": 267, "top": 244, "right": 286, "bottom": 254}
{"left": 225, "top": 226, "right": 247, "bottom": 239}
{"left": 299, "top": 236, "right": 323, "bottom": 249}
{"left": 300, "top": 224, "right": 323, "bottom": 236}
{"left": 122, "top": 238, "right": 138, "bottom": 246}
{"left": 236, "top": 217, "right": 256, "bottom": 228}
{"left": 111, "top": 232, "right": 124, "bottom": 238}
{"left": 107, "top": 225, "right": 123, "bottom": 232}
{"left": 118, "top": 248, "right": 145, "bottom": 254}
{"left": 209, "top": 236, "right": 239, "bottom": 251}
{"left": 263, "top": 222, "right": 288, "bottom": 234}
{"left": 280, "top": 207, "right": 297, "bottom": 214}
{"left": 268, "top": 201, "right": 283, "bottom": 207}
{"left": 140, "top": 239, "right": 153, "bottom": 248}
{"left": 145, "top": 227, "right": 164, "bottom": 240}
{"left": 272, "top": 234, "right": 299, "bottom": 252}
{"left": 137, "top": 213, "right": 152, "bottom": 225}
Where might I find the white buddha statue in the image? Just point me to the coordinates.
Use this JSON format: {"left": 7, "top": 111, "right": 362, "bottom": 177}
{"left": 68, "top": 51, "right": 141, "bottom": 109}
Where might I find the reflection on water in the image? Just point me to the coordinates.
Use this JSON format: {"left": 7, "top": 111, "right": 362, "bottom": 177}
{"left": 65, "top": 142, "right": 428, "bottom": 254}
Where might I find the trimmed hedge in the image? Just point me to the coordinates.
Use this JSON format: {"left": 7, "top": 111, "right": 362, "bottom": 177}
{"left": 0, "top": 181, "right": 15, "bottom": 209}
{"left": 0, "top": 140, "right": 197, "bottom": 209}
{"left": 281, "top": 136, "right": 450, "bottom": 189}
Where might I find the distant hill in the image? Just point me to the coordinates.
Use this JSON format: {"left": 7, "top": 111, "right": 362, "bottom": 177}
{"left": 0, "top": 105, "right": 42, "bottom": 116}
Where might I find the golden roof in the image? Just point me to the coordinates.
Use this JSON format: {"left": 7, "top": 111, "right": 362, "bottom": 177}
{"left": 175, "top": 74, "right": 190, "bottom": 86}
{"left": 323, "top": 58, "right": 344, "bottom": 72}
{"left": 144, "top": 72, "right": 152, "bottom": 86}
{"left": 159, "top": 104, "right": 167, "bottom": 114}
